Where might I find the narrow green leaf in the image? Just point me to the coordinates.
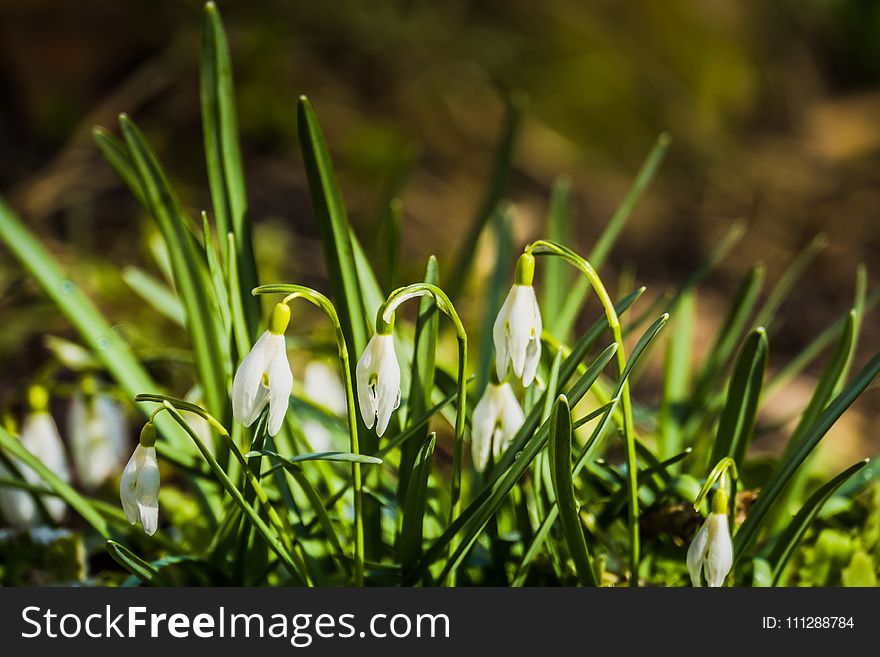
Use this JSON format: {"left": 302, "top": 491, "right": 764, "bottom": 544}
{"left": 514, "top": 314, "right": 668, "bottom": 585}
{"left": 755, "top": 234, "right": 826, "bottom": 330}
{"left": 688, "top": 264, "right": 765, "bottom": 420}
{"left": 734, "top": 351, "right": 880, "bottom": 561}
{"left": 659, "top": 291, "right": 694, "bottom": 458}
{"left": 162, "top": 402, "right": 309, "bottom": 583}
{"left": 399, "top": 433, "right": 436, "bottom": 578}
{"left": 768, "top": 459, "right": 869, "bottom": 585}
{"left": 628, "top": 221, "right": 745, "bottom": 333}
{"left": 409, "top": 343, "right": 618, "bottom": 585}
{"left": 553, "top": 132, "right": 671, "bottom": 338}
{"left": 297, "top": 96, "right": 369, "bottom": 357}
{"left": 398, "top": 256, "right": 440, "bottom": 501}
{"left": 766, "top": 286, "right": 880, "bottom": 399}
{"left": 448, "top": 90, "right": 526, "bottom": 298}
{"left": 119, "top": 114, "right": 228, "bottom": 424}
{"left": 785, "top": 312, "right": 855, "bottom": 456}
{"left": 709, "top": 327, "right": 768, "bottom": 468}
{"left": 122, "top": 266, "right": 186, "bottom": 327}
{"left": 284, "top": 465, "right": 351, "bottom": 578}
{"left": 0, "top": 198, "right": 193, "bottom": 453}
{"left": 93, "top": 127, "right": 144, "bottom": 204}
{"left": 543, "top": 176, "right": 572, "bottom": 324}
{"left": 201, "top": 1, "right": 261, "bottom": 335}
{"left": 549, "top": 395, "right": 597, "bottom": 586}
{"left": 107, "top": 540, "right": 166, "bottom": 586}
{"left": 247, "top": 449, "right": 382, "bottom": 466}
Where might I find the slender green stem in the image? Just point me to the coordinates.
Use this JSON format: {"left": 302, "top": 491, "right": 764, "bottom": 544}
{"left": 526, "top": 239, "right": 640, "bottom": 586}
{"left": 157, "top": 402, "right": 310, "bottom": 583}
{"left": 252, "top": 284, "right": 364, "bottom": 586}
{"left": 380, "top": 282, "right": 468, "bottom": 585}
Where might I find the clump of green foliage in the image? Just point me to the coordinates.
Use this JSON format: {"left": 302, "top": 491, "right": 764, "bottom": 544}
{"left": 0, "top": 2, "right": 877, "bottom": 587}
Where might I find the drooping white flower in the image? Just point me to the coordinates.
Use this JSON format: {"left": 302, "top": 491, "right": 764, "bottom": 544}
{"left": 232, "top": 303, "right": 293, "bottom": 437}
{"left": 0, "top": 408, "right": 71, "bottom": 527}
{"left": 356, "top": 333, "right": 401, "bottom": 437}
{"left": 493, "top": 254, "right": 542, "bottom": 387}
{"left": 301, "top": 361, "right": 347, "bottom": 452}
{"left": 120, "top": 423, "right": 160, "bottom": 536}
{"left": 687, "top": 493, "right": 734, "bottom": 587}
{"left": 471, "top": 381, "right": 525, "bottom": 472}
{"left": 68, "top": 391, "right": 129, "bottom": 490}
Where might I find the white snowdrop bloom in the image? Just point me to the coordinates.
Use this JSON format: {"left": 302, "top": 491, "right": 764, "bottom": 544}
{"left": 356, "top": 332, "right": 401, "bottom": 437}
{"left": 470, "top": 381, "right": 525, "bottom": 472}
{"left": 232, "top": 303, "right": 293, "bottom": 437}
{"left": 493, "top": 254, "right": 542, "bottom": 387}
{"left": 0, "top": 392, "right": 71, "bottom": 527}
{"left": 68, "top": 392, "right": 129, "bottom": 490}
{"left": 301, "top": 361, "right": 347, "bottom": 452}
{"left": 120, "top": 423, "right": 160, "bottom": 536}
{"left": 687, "top": 491, "right": 734, "bottom": 587}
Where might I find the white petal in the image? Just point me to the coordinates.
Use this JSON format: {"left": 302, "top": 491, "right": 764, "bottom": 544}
{"left": 0, "top": 459, "right": 39, "bottom": 528}
{"left": 507, "top": 286, "right": 538, "bottom": 379}
{"left": 266, "top": 339, "right": 293, "bottom": 437}
{"left": 70, "top": 395, "right": 129, "bottom": 490}
{"left": 232, "top": 331, "right": 274, "bottom": 425}
{"left": 471, "top": 386, "right": 499, "bottom": 472}
{"left": 135, "top": 447, "right": 160, "bottom": 536}
{"left": 20, "top": 413, "right": 70, "bottom": 522}
{"left": 686, "top": 516, "right": 710, "bottom": 587}
{"left": 493, "top": 287, "right": 515, "bottom": 381}
{"left": 705, "top": 513, "right": 733, "bottom": 587}
{"left": 120, "top": 446, "right": 143, "bottom": 525}
{"left": 356, "top": 337, "right": 378, "bottom": 429}
{"left": 374, "top": 336, "right": 401, "bottom": 437}
{"left": 21, "top": 413, "right": 71, "bottom": 484}
{"left": 494, "top": 383, "right": 525, "bottom": 458}
{"left": 521, "top": 293, "right": 542, "bottom": 386}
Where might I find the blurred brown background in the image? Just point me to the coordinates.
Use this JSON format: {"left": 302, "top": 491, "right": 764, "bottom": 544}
{"left": 1, "top": 0, "right": 878, "bottom": 466}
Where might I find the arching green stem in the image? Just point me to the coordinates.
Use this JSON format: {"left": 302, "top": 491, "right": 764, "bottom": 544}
{"left": 694, "top": 456, "right": 738, "bottom": 519}
{"left": 525, "top": 239, "right": 640, "bottom": 585}
{"left": 380, "top": 282, "right": 468, "bottom": 584}
{"left": 252, "top": 283, "right": 364, "bottom": 587}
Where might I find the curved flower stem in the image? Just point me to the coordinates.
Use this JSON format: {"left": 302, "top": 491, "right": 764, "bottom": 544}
{"left": 380, "top": 283, "right": 468, "bottom": 585}
{"left": 694, "top": 456, "right": 739, "bottom": 519}
{"left": 252, "top": 284, "right": 364, "bottom": 587}
{"left": 148, "top": 402, "right": 312, "bottom": 584}
{"left": 525, "top": 239, "right": 640, "bottom": 586}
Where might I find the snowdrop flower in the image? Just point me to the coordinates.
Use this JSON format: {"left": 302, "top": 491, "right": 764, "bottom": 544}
{"left": 120, "top": 422, "right": 160, "bottom": 536}
{"left": 301, "top": 361, "right": 347, "bottom": 452}
{"left": 494, "top": 253, "right": 542, "bottom": 386}
{"left": 68, "top": 385, "right": 129, "bottom": 490}
{"left": 232, "top": 303, "right": 293, "bottom": 437}
{"left": 356, "top": 324, "right": 401, "bottom": 437}
{"left": 0, "top": 386, "right": 71, "bottom": 527}
{"left": 471, "top": 379, "right": 525, "bottom": 472}
{"left": 687, "top": 487, "right": 733, "bottom": 587}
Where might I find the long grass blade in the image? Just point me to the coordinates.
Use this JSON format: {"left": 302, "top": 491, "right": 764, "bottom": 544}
{"left": 767, "top": 459, "right": 869, "bottom": 585}
{"left": 734, "top": 351, "right": 880, "bottom": 561}
{"left": 548, "top": 394, "right": 597, "bottom": 586}
{"left": 448, "top": 91, "right": 526, "bottom": 298}
{"left": 553, "top": 132, "right": 671, "bottom": 338}
{"left": 709, "top": 327, "right": 768, "bottom": 468}
{"left": 119, "top": 114, "right": 229, "bottom": 423}
{"left": 201, "top": 1, "right": 261, "bottom": 335}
